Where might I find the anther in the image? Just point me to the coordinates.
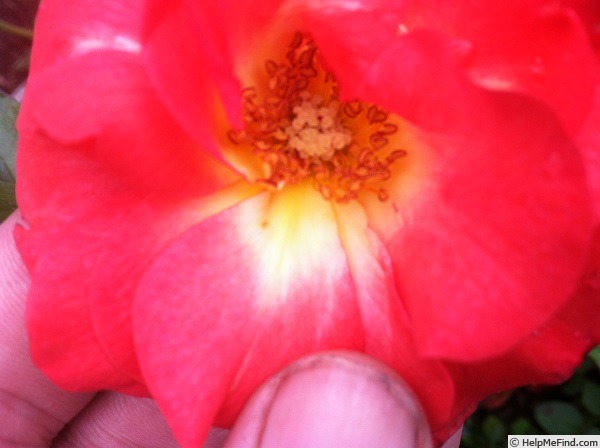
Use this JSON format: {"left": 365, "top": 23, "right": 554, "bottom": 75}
{"left": 229, "top": 33, "right": 407, "bottom": 203}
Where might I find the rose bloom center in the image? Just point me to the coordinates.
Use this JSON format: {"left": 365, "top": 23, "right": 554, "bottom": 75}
{"left": 228, "top": 33, "right": 408, "bottom": 203}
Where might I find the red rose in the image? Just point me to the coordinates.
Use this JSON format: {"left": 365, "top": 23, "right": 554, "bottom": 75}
{"left": 16, "top": 0, "right": 600, "bottom": 446}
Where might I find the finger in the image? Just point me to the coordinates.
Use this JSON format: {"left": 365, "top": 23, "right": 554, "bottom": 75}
{"left": 0, "top": 211, "right": 95, "bottom": 447}
{"left": 51, "top": 391, "right": 230, "bottom": 448}
{"left": 51, "top": 392, "right": 179, "bottom": 448}
{"left": 224, "top": 352, "right": 434, "bottom": 448}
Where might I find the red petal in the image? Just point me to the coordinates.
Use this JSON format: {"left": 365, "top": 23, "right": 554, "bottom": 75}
{"left": 577, "top": 86, "right": 600, "bottom": 219}
{"left": 16, "top": 222, "right": 146, "bottom": 395}
{"left": 182, "top": 0, "right": 288, "bottom": 62}
{"left": 401, "top": 109, "right": 591, "bottom": 360}
{"left": 29, "top": 0, "right": 143, "bottom": 71}
{"left": 142, "top": 0, "right": 287, "bottom": 159}
{"left": 566, "top": 0, "right": 600, "bottom": 54}
{"left": 444, "top": 225, "right": 600, "bottom": 425}
{"left": 87, "top": 184, "right": 258, "bottom": 384}
{"left": 441, "top": 229, "right": 600, "bottom": 436}
{"left": 334, "top": 203, "right": 456, "bottom": 434}
{"left": 142, "top": 2, "right": 231, "bottom": 159}
{"left": 562, "top": 227, "right": 600, "bottom": 342}
{"left": 312, "top": 24, "right": 491, "bottom": 132}
{"left": 447, "top": 264, "right": 600, "bottom": 423}
{"left": 391, "top": 101, "right": 591, "bottom": 360}
{"left": 15, "top": 134, "right": 166, "bottom": 390}
{"left": 133, "top": 187, "right": 363, "bottom": 447}
{"left": 17, "top": 129, "right": 257, "bottom": 388}
{"left": 404, "top": 0, "right": 597, "bottom": 132}
{"left": 142, "top": 0, "right": 241, "bottom": 161}
{"left": 19, "top": 51, "right": 237, "bottom": 197}
{"left": 309, "top": 19, "right": 594, "bottom": 360}
{"left": 306, "top": 1, "right": 597, "bottom": 133}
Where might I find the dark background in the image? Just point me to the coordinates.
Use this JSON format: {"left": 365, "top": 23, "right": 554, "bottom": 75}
{"left": 0, "top": 0, "right": 39, "bottom": 94}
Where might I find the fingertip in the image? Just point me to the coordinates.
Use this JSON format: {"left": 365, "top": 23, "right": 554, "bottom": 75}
{"left": 51, "top": 393, "right": 180, "bottom": 448}
{"left": 0, "top": 210, "right": 27, "bottom": 272}
{"left": 0, "top": 209, "right": 30, "bottom": 352}
{"left": 224, "top": 352, "right": 434, "bottom": 448}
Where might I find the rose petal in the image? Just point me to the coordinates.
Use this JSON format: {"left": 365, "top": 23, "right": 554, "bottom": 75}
{"left": 29, "top": 0, "right": 143, "bottom": 71}
{"left": 446, "top": 243, "right": 600, "bottom": 422}
{"left": 577, "top": 86, "right": 600, "bottom": 219}
{"left": 142, "top": 0, "right": 288, "bottom": 161}
{"left": 133, "top": 186, "right": 363, "bottom": 447}
{"left": 309, "top": 20, "right": 594, "bottom": 360}
{"left": 16, "top": 221, "right": 146, "bottom": 395}
{"left": 306, "top": 0, "right": 597, "bottom": 133}
{"left": 142, "top": 1, "right": 241, "bottom": 161}
{"left": 15, "top": 134, "right": 165, "bottom": 390}
{"left": 387, "top": 98, "right": 592, "bottom": 361}
{"left": 334, "top": 202, "right": 456, "bottom": 434}
{"left": 17, "top": 129, "right": 258, "bottom": 386}
{"left": 87, "top": 184, "right": 259, "bottom": 382}
{"left": 19, "top": 51, "right": 237, "bottom": 197}
{"left": 401, "top": 0, "right": 597, "bottom": 133}
{"left": 565, "top": 0, "right": 600, "bottom": 54}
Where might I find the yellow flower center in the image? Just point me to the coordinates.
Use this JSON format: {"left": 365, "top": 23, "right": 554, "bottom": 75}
{"left": 229, "top": 33, "right": 407, "bottom": 203}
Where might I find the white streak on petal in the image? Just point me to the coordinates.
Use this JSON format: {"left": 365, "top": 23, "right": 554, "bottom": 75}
{"left": 72, "top": 34, "right": 141, "bottom": 55}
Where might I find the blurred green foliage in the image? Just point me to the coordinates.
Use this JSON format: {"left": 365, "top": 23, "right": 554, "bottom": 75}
{"left": 0, "top": 94, "right": 18, "bottom": 221}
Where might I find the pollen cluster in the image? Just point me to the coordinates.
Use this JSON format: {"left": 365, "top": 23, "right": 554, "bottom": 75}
{"left": 229, "top": 33, "right": 406, "bottom": 203}
{"left": 285, "top": 93, "right": 352, "bottom": 161}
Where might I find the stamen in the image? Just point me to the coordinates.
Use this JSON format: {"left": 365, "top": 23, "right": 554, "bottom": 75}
{"left": 229, "top": 33, "right": 407, "bottom": 203}
{"left": 284, "top": 94, "right": 352, "bottom": 161}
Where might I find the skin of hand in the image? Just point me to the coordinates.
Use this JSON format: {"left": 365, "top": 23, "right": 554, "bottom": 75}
{"left": 0, "top": 211, "right": 461, "bottom": 448}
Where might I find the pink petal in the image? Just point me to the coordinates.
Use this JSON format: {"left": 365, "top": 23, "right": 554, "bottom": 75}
{"left": 17, "top": 129, "right": 257, "bottom": 390}
{"left": 386, "top": 98, "right": 592, "bottom": 361}
{"left": 19, "top": 51, "right": 237, "bottom": 197}
{"left": 142, "top": 1, "right": 234, "bottom": 162}
{"left": 446, "top": 240, "right": 600, "bottom": 423}
{"left": 306, "top": 0, "right": 597, "bottom": 133}
{"left": 30, "top": 0, "right": 144, "bottom": 71}
{"left": 142, "top": 0, "right": 287, "bottom": 161}
{"left": 133, "top": 187, "right": 363, "bottom": 447}
{"left": 309, "top": 20, "right": 593, "bottom": 359}
{"left": 402, "top": 0, "right": 597, "bottom": 133}
{"left": 87, "top": 185, "right": 258, "bottom": 384}
{"left": 334, "top": 203, "right": 456, "bottom": 435}
{"left": 16, "top": 220, "right": 146, "bottom": 395}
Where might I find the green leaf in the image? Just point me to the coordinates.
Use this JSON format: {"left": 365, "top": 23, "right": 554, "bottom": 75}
{"left": 0, "top": 179, "right": 17, "bottom": 221}
{"left": 0, "top": 94, "right": 19, "bottom": 179}
{"left": 511, "top": 417, "right": 538, "bottom": 435}
{"left": 562, "top": 369, "right": 586, "bottom": 397}
{"left": 534, "top": 401, "right": 584, "bottom": 434}
{"left": 582, "top": 381, "right": 600, "bottom": 417}
{"left": 588, "top": 346, "right": 600, "bottom": 371}
{"left": 483, "top": 415, "right": 507, "bottom": 444}
{"left": 0, "top": 94, "right": 18, "bottom": 221}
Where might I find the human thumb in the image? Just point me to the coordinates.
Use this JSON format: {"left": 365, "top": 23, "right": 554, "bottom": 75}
{"left": 224, "top": 352, "right": 437, "bottom": 448}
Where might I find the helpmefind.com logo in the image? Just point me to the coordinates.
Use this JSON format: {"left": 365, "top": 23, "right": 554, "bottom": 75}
{"left": 508, "top": 435, "right": 600, "bottom": 447}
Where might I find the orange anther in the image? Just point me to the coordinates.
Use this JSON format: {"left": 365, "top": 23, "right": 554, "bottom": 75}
{"left": 229, "top": 33, "right": 407, "bottom": 204}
